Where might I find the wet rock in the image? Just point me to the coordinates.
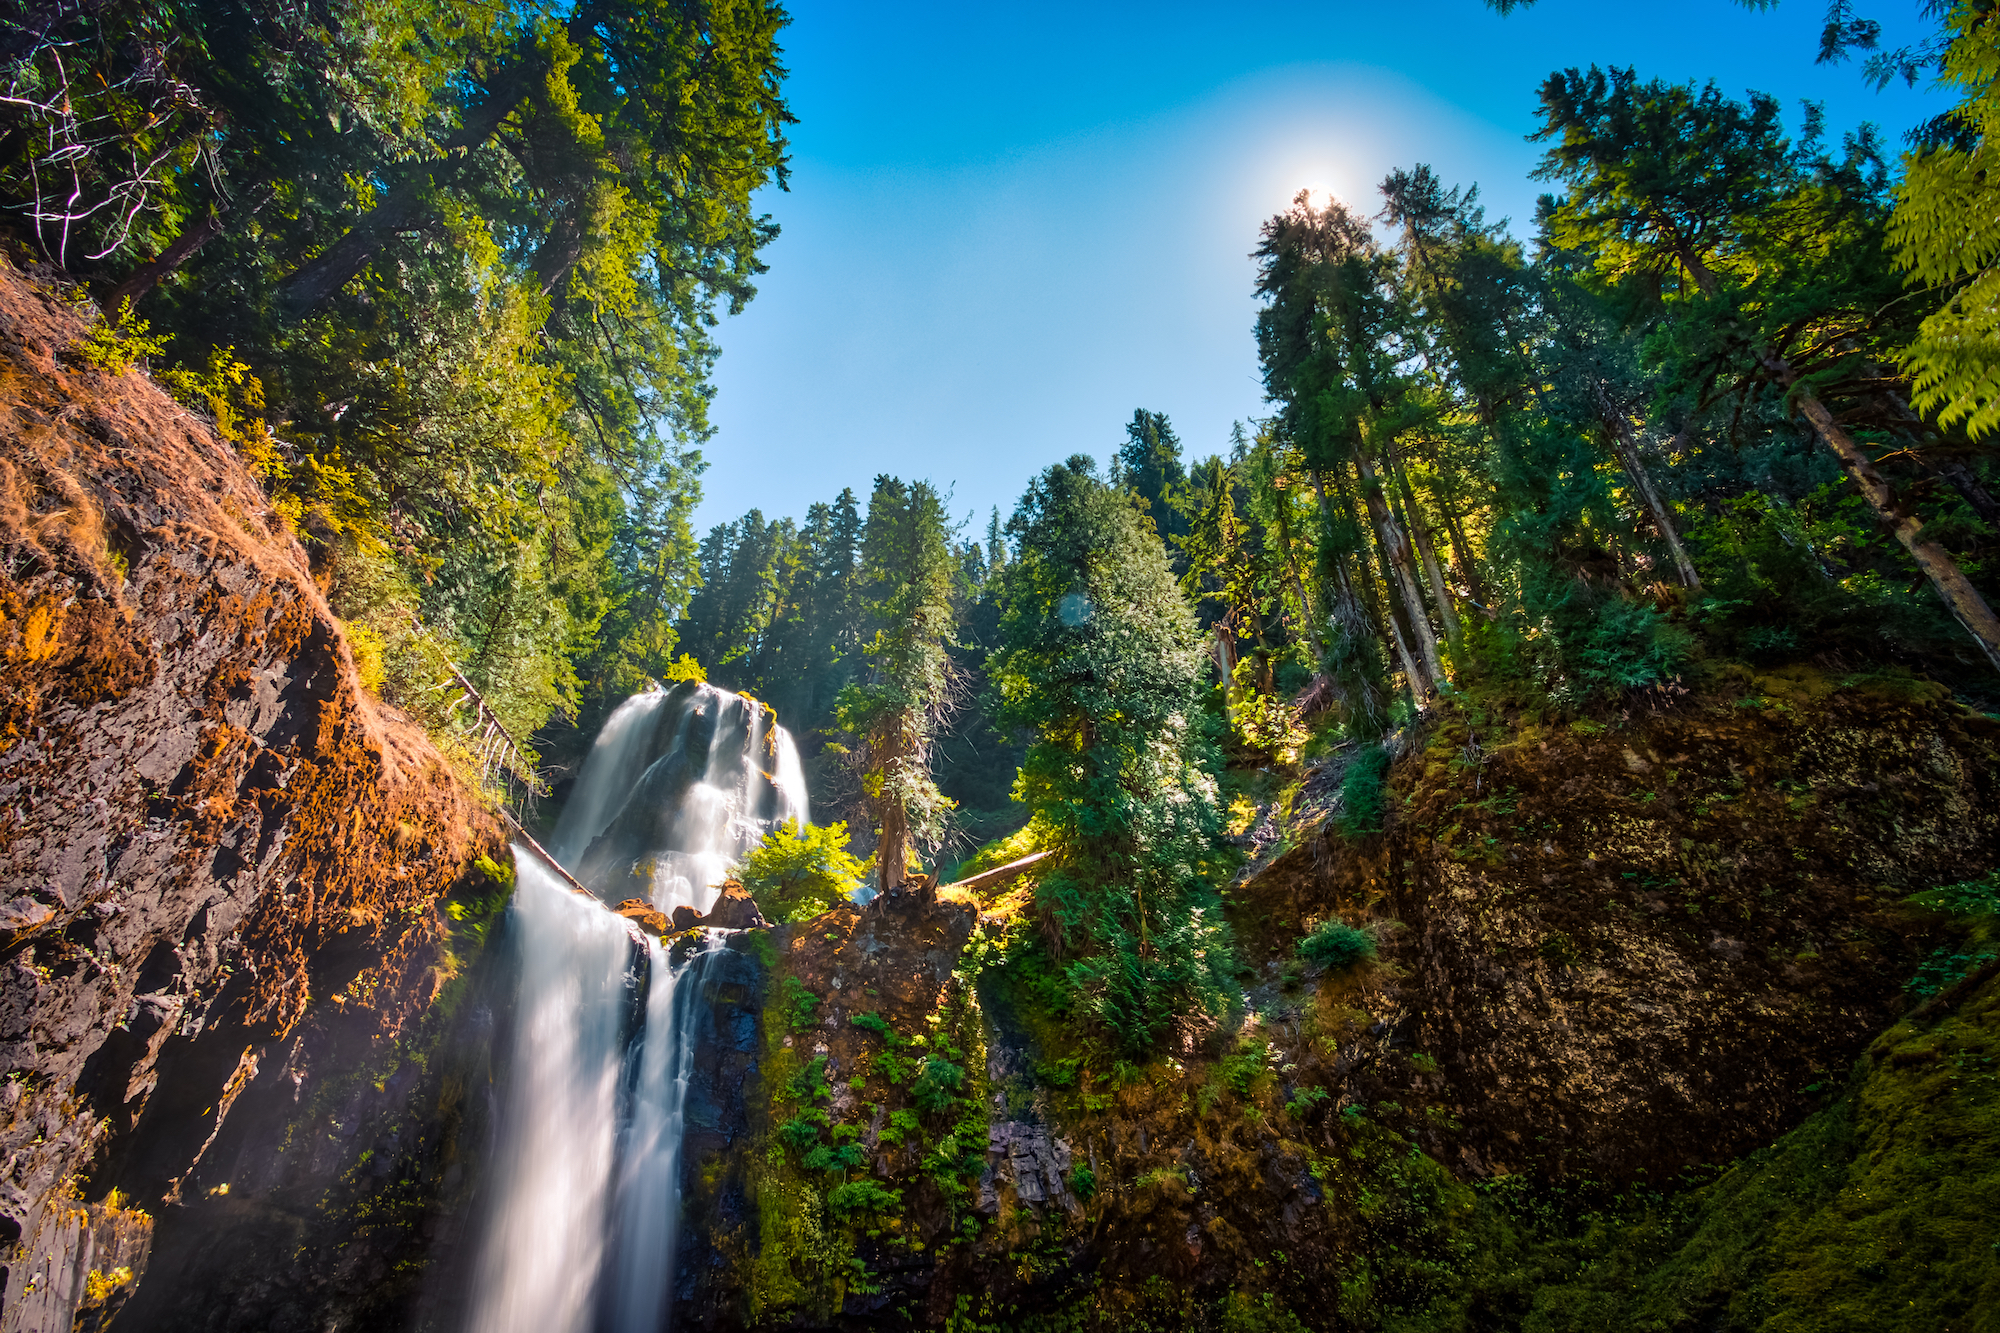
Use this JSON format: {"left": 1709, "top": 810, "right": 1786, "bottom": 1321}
{"left": 696, "top": 881, "right": 768, "bottom": 932}
{"left": 615, "top": 898, "right": 674, "bottom": 937}
{"left": 0, "top": 264, "right": 499, "bottom": 1333}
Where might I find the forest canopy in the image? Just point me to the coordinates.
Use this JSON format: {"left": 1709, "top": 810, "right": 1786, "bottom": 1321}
{"left": 0, "top": 0, "right": 792, "bottom": 786}
{"left": 10, "top": 0, "right": 2000, "bottom": 1053}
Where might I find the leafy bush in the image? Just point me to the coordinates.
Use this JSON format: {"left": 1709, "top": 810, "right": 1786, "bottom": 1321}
{"left": 780, "top": 977, "right": 821, "bottom": 1033}
{"left": 850, "top": 1012, "right": 902, "bottom": 1044}
{"left": 1217, "top": 1291, "right": 1308, "bottom": 1333}
{"left": 777, "top": 1113, "right": 825, "bottom": 1151}
{"left": 1337, "top": 742, "right": 1390, "bottom": 837}
{"left": 827, "top": 1180, "right": 901, "bottom": 1216}
{"left": 787, "top": 1055, "right": 832, "bottom": 1103}
{"left": 802, "top": 1142, "right": 866, "bottom": 1173}
{"left": 1905, "top": 870, "right": 2000, "bottom": 998}
{"left": 1907, "top": 871, "right": 2000, "bottom": 919}
{"left": 72, "top": 297, "right": 171, "bottom": 375}
{"left": 910, "top": 1055, "right": 965, "bottom": 1113}
{"left": 1301, "top": 919, "right": 1376, "bottom": 972}
{"left": 737, "top": 819, "right": 866, "bottom": 923}
{"left": 875, "top": 1109, "right": 921, "bottom": 1147}
{"left": 1067, "top": 1165, "right": 1097, "bottom": 1200}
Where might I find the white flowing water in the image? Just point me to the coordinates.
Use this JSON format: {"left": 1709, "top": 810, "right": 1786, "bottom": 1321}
{"left": 547, "top": 691, "right": 674, "bottom": 866}
{"left": 550, "top": 684, "right": 809, "bottom": 915}
{"left": 602, "top": 934, "right": 719, "bottom": 1332}
{"left": 464, "top": 858, "right": 637, "bottom": 1333}
{"left": 467, "top": 684, "right": 809, "bottom": 1333}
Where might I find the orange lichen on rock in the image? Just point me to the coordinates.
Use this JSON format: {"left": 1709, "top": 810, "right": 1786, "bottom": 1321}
{"left": 0, "top": 259, "right": 500, "bottom": 1328}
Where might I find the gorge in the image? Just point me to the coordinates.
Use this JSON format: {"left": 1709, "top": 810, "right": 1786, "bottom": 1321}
{"left": 6, "top": 3, "right": 2000, "bottom": 1328}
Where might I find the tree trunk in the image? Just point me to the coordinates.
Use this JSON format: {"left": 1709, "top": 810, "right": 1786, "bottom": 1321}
{"left": 877, "top": 795, "right": 909, "bottom": 894}
{"left": 1356, "top": 454, "right": 1444, "bottom": 694}
{"left": 275, "top": 64, "right": 533, "bottom": 318}
{"left": 1213, "top": 621, "right": 1237, "bottom": 727}
{"left": 105, "top": 183, "right": 274, "bottom": 305}
{"left": 1434, "top": 487, "right": 1490, "bottom": 609}
{"left": 874, "top": 714, "right": 913, "bottom": 894}
{"left": 1302, "top": 468, "right": 1392, "bottom": 736}
{"left": 530, "top": 205, "right": 588, "bottom": 296}
{"left": 1761, "top": 351, "right": 2000, "bottom": 674}
{"left": 1391, "top": 454, "right": 1463, "bottom": 652}
{"left": 1594, "top": 382, "right": 1701, "bottom": 590}
{"left": 1940, "top": 459, "right": 2000, "bottom": 526}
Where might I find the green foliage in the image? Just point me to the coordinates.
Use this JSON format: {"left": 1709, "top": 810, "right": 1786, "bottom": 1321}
{"left": 910, "top": 1055, "right": 965, "bottom": 1114}
{"left": 1301, "top": 919, "right": 1377, "bottom": 972}
{"left": 1217, "top": 1291, "right": 1309, "bottom": 1333}
{"left": 950, "top": 821, "right": 1042, "bottom": 882}
{"left": 776, "top": 1113, "right": 826, "bottom": 1152}
{"left": 825, "top": 1180, "right": 900, "bottom": 1216}
{"left": 787, "top": 1055, "right": 832, "bottom": 1104}
{"left": 737, "top": 820, "right": 865, "bottom": 924}
{"left": 1905, "top": 869, "right": 2000, "bottom": 999}
{"left": 71, "top": 298, "right": 172, "bottom": 375}
{"left": 3, "top": 0, "right": 796, "bottom": 790}
{"left": 1214, "top": 1038, "right": 1274, "bottom": 1100}
{"left": 994, "top": 457, "right": 1235, "bottom": 1054}
{"left": 874, "top": 1108, "right": 921, "bottom": 1148}
{"left": 1337, "top": 742, "right": 1392, "bottom": 836}
{"left": 850, "top": 1012, "right": 902, "bottom": 1043}
{"left": 780, "top": 979, "right": 821, "bottom": 1035}
{"left": 1890, "top": 8, "right": 2000, "bottom": 437}
{"left": 836, "top": 476, "right": 961, "bottom": 889}
{"left": 1907, "top": 869, "right": 2000, "bottom": 919}
{"left": 800, "top": 1142, "right": 866, "bottom": 1174}
{"left": 1066, "top": 1164, "right": 1097, "bottom": 1201}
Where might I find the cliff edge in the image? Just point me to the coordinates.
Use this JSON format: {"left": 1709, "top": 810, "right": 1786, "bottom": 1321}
{"left": 0, "top": 263, "right": 499, "bottom": 1333}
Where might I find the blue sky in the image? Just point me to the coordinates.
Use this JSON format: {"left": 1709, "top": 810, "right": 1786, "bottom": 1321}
{"left": 697, "top": 0, "right": 1950, "bottom": 539}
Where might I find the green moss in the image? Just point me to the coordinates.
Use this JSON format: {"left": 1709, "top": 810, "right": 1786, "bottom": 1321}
{"left": 1426, "top": 972, "right": 2000, "bottom": 1333}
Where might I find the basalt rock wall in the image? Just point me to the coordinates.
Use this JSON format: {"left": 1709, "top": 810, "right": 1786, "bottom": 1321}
{"left": 0, "top": 262, "right": 499, "bottom": 1333}
{"left": 1235, "top": 666, "right": 1999, "bottom": 1183}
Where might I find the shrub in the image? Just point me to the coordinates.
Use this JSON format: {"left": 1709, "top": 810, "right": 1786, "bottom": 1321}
{"left": 910, "top": 1055, "right": 965, "bottom": 1112}
{"left": 850, "top": 1012, "right": 901, "bottom": 1043}
{"left": 875, "top": 1108, "right": 921, "bottom": 1147}
{"left": 777, "top": 1113, "right": 825, "bottom": 1151}
{"left": 1067, "top": 1164, "right": 1097, "bottom": 1200}
{"left": 802, "top": 1142, "right": 866, "bottom": 1173}
{"left": 347, "top": 622, "right": 388, "bottom": 695}
{"left": 787, "top": 1055, "right": 832, "bottom": 1102}
{"left": 780, "top": 977, "right": 820, "bottom": 1032}
{"left": 827, "top": 1180, "right": 901, "bottom": 1216}
{"left": 737, "top": 819, "right": 866, "bottom": 923}
{"left": 1337, "top": 742, "right": 1391, "bottom": 837}
{"left": 1301, "top": 919, "right": 1376, "bottom": 972}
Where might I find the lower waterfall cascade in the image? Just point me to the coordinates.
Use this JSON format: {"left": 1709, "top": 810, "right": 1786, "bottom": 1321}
{"left": 463, "top": 683, "right": 809, "bottom": 1333}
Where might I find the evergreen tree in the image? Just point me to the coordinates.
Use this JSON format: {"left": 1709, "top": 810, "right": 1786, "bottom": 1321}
{"left": 1534, "top": 66, "right": 2000, "bottom": 672}
{"left": 993, "top": 455, "right": 1232, "bottom": 1053}
{"left": 837, "top": 477, "right": 959, "bottom": 893}
{"left": 1118, "top": 409, "right": 1191, "bottom": 555}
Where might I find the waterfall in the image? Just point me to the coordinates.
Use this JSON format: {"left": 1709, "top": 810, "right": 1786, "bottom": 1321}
{"left": 466, "top": 682, "right": 807, "bottom": 1333}
{"left": 556, "top": 681, "right": 810, "bottom": 914}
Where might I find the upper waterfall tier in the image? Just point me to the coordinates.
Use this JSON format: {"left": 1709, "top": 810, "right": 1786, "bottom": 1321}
{"left": 548, "top": 681, "right": 810, "bottom": 914}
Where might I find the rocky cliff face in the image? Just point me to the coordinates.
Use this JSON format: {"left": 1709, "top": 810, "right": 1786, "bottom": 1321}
{"left": 4, "top": 258, "right": 1996, "bottom": 1333}
{"left": 674, "top": 666, "right": 1999, "bottom": 1330}
{"left": 0, "top": 262, "right": 498, "bottom": 1333}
